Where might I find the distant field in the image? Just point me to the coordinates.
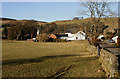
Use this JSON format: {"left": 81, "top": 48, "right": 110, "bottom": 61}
{"left": 2, "top": 40, "right": 106, "bottom": 77}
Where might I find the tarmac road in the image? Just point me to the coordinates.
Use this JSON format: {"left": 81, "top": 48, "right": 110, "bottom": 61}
{"left": 100, "top": 42, "right": 120, "bottom": 55}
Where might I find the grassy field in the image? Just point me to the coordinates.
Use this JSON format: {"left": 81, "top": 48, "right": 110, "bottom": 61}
{"left": 2, "top": 40, "right": 106, "bottom": 77}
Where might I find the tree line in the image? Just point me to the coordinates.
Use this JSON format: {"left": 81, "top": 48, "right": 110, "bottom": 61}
{"left": 2, "top": 20, "right": 38, "bottom": 40}
{"left": 2, "top": 19, "right": 106, "bottom": 41}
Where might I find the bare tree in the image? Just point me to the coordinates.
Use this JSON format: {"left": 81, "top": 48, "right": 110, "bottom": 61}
{"left": 80, "top": 2, "right": 116, "bottom": 45}
{"left": 80, "top": 2, "right": 116, "bottom": 20}
{"left": 80, "top": 2, "right": 112, "bottom": 32}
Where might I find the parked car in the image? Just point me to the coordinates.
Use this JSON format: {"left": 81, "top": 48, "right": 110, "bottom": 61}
{"left": 107, "top": 39, "right": 115, "bottom": 43}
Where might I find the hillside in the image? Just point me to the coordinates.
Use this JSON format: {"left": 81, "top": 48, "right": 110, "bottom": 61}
{"left": 1, "top": 17, "right": 118, "bottom": 28}
{"left": 0, "top": 18, "right": 47, "bottom": 27}
{"left": 1, "top": 17, "right": 118, "bottom": 35}
{"left": 100, "top": 17, "right": 118, "bottom": 29}
{"left": 54, "top": 17, "right": 118, "bottom": 29}
{"left": 0, "top": 18, "right": 16, "bottom": 21}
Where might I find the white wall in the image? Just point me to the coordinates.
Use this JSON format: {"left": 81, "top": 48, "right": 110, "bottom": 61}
{"left": 66, "top": 31, "right": 86, "bottom": 40}
{"left": 112, "top": 36, "right": 118, "bottom": 43}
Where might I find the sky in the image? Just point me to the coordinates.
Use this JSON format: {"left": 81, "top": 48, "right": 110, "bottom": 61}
{"left": 1, "top": 2, "right": 119, "bottom": 22}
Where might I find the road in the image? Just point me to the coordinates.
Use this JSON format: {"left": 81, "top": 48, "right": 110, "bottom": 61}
{"left": 100, "top": 42, "right": 120, "bottom": 55}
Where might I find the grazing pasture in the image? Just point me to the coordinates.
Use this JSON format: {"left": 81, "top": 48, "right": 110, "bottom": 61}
{"left": 2, "top": 40, "right": 106, "bottom": 77}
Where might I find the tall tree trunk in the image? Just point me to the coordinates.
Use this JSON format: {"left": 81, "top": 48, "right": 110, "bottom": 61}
{"left": 92, "top": 36, "right": 98, "bottom": 46}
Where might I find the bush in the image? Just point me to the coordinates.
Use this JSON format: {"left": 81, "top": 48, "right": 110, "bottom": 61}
{"left": 36, "top": 34, "right": 49, "bottom": 42}
{"left": 36, "top": 34, "right": 66, "bottom": 42}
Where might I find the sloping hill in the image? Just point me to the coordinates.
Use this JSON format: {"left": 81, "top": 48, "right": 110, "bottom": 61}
{"left": 0, "top": 18, "right": 16, "bottom": 21}
{"left": 0, "top": 18, "right": 47, "bottom": 27}
{"left": 1, "top": 17, "right": 118, "bottom": 35}
{"left": 54, "top": 17, "right": 118, "bottom": 29}
{"left": 1, "top": 17, "right": 118, "bottom": 29}
{"left": 54, "top": 18, "right": 90, "bottom": 25}
{"left": 100, "top": 17, "right": 118, "bottom": 29}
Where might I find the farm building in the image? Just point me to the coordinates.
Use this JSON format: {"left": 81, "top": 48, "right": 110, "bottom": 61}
{"left": 66, "top": 31, "right": 86, "bottom": 40}
{"left": 112, "top": 36, "right": 118, "bottom": 43}
{"left": 49, "top": 31, "right": 86, "bottom": 41}
{"left": 97, "top": 35, "right": 105, "bottom": 41}
{"left": 72, "top": 17, "right": 83, "bottom": 20}
{"left": 49, "top": 33, "right": 68, "bottom": 39}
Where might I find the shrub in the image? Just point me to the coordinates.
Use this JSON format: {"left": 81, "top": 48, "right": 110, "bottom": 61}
{"left": 36, "top": 33, "right": 49, "bottom": 42}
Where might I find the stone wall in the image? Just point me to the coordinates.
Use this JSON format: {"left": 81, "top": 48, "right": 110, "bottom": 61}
{"left": 87, "top": 45, "right": 98, "bottom": 56}
{"left": 88, "top": 45, "right": 120, "bottom": 77}
{"left": 100, "top": 49, "right": 119, "bottom": 77}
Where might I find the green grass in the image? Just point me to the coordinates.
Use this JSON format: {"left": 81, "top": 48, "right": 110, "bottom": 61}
{"left": 2, "top": 40, "right": 106, "bottom": 77}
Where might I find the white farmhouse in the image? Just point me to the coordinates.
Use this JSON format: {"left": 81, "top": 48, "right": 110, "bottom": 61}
{"left": 66, "top": 31, "right": 86, "bottom": 40}
{"left": 98, "top": 35, "right": 104, "bottom": 41}
{"left": 65, "top": 33, "right": 74, "bottom": 37}
{"left": 112, "top": 36, "right": 118, "bottom": 43}
{"left": 50, "top": 31, "right": 86, "bottom": 41}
